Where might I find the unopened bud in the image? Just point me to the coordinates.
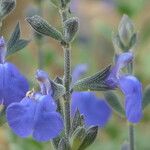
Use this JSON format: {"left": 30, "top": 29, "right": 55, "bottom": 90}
{"left": 118, "top": 15, "right": 135, "bottom": 49}
{"left": 64, "top": 17, "right": 79, "bottom": 43}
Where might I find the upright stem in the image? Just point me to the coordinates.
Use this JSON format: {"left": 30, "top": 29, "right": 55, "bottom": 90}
{"left": 59, "top": 6, "right": 71, "bottom": 137}
{"left": 128, "top": 124, "right": 135, "bottom": 150}
{"left": 63, "top": 46, "right": 71, "bottom": 137}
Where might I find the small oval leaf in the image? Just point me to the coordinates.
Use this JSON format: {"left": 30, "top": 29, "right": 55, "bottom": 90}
{"left": 104, "top": 91, "right": 125, "bottom": 116}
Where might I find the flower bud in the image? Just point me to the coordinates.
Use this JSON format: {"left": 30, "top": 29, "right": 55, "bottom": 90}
{"left": 26, "top": 15, "right": 63, "bottom": 41}
{"left": 118, "top": 15, "right": 135, "bottom": 49}
{"left": 0, "top": 0, "right": 16, "bottom": 21}
{"left": 64, "top": 17, "right": 79, "bottom": 43}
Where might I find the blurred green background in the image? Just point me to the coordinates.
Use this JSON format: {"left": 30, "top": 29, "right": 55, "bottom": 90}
{"left": 1, "top": 0, "right": 150, "bottom": 149}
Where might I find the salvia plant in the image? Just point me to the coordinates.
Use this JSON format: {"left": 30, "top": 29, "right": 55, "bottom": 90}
{"left": 0, "top": 0, "right": 150, "bottom": 150}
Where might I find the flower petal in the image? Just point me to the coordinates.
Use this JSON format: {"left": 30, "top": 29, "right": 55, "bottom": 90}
{"left": 71, "top": 92, "right": 112, "bottom": 127}
{"left": 3, "top": 62, "right": 29, "bottom": 106}
{"left": 33, "top": 112, "right": 63, "bottom": 142}
{"left": 33, "top": 96, "right": 63, "bottom": 141}
{"left": 106, "top": 52, "right": 133, "bottom": 88}
{"left": 72, "top": 64, "right": 88, "bottom": 84}
{"left": 6, "top": 97, "right": 36, "bottom": 137}
{"left": 119, "top": 75, "right": 143, "bottom": 123}
{"left": 38, "top": 95, "right": 57, "bottom": 112}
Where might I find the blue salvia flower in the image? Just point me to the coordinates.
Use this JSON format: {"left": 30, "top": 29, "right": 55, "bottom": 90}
{"left": 6, "top": 70, "right": 64, "bottom": 142}
{"left": 106, "top": 52, "right": 143, "bottom": 123}
{"left": 0, "top": 36, "right": 29, "bottom": 106}
{"left": 71, "top": 64, "right": 112, "bottom": 127}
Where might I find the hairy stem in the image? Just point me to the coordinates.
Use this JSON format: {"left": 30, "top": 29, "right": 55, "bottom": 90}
{"left": 63, "top": 46, "right": 71, "bottom": 137}
{"left": 59, "top": 7, "right": 71, "bottom": 137}
{"left": 128, "top": 124, "right": 135, "bottom": 150}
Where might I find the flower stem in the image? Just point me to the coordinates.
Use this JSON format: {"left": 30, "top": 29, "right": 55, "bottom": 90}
{"left": 63, "top": 46, "right": 71, "bottom": 137}
{"left": 59, "top": 6, "right": 71, "bottom": 137}
{"left": 128, "top": 124, "right": 135, "bottom": 150}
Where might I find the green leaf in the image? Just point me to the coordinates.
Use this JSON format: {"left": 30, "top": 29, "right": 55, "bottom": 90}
{"left": 104, "top": 91, "right": 125, "bottom": 116}
{"left": 0, "top": 107, "right": 6, "bottom": 126}
{"left": 142, "top": 85, "right": 150, "bottom": 109}
{"left": 7, "top": 22, "right": 20, "bottom": 50}
{"left": 70, "top": 109, "right": 84, "bottom": 135}
{"left": 26, "top": 15, "right": 63, "bottom": 41}
{"left": 58, "top": 138, "right": 71, "bottom": 150}
{"left": 0, "top": 0, "right": 16, "bottom": 20}
{"left": 73, "top": 65, "right": 112, "bottom": 91}
{"left": 71, "top": 127, "right": 86, "bottom": 150}
{"left": 7, "top": 39, "right": 30, "bottom": 56}
{"left": 6, "top": 23, "right": 30, "bottom": 57}
{"left": 78, "top": 126, "right": 98, "bottom": 150}
{"left": 64, "top": 17, "right": 79, "bottom": 43}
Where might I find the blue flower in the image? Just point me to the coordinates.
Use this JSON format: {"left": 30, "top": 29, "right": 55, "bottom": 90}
{"left": 72, "top": 92, "right": 112, "bottom": 127}
{"left": 106, "top": 52, "right": 143, "bottom": 123}
{"left": 0, "top": 37, "right": 29, "bottom": 106}
{"left": 71, "top": 64, "right": 112, "bottom": 127}
{"left": 6, "top": 70, "right": 64, "bottom": 142}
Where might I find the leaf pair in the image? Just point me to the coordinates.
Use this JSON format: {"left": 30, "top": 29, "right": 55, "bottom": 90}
{"left": 7, "top": 23, "right": 30, "bottom": 57}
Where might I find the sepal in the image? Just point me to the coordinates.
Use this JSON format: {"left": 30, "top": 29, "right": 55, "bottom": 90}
{"left": 70, "top": 109, "right": 84, "bottom": 135}
{"left": 58, "top": 138, "right": 71, "bottom": 150}
{"left": 50, "top": 80, "right": 65, "bottom": 100}
{"left": 78, "top": 126, "right": 98, "bottom": 150}
{"left": 73, "top": 65, "right": 112, "bottom": 91}
{"left": 71, "top": 127, "right": 86, "bottom": 150}
{"left": 26, "top": 15, "right": 63, "bottom": 41}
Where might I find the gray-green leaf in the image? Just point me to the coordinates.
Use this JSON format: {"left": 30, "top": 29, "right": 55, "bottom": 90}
{"left": 6, "top": 23, "right": 30, "bottom": 57}
{"left": 104, "top": 91, "right": 125, "bottom": 116}
{"left": 26, "top": 15, "right": 63, "bottom": 41}
{"left": 142, "top": 85, "right": 150, "bottom": 109}
{"left": 73, "top": 65, "right": 112, "bottom": 91}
